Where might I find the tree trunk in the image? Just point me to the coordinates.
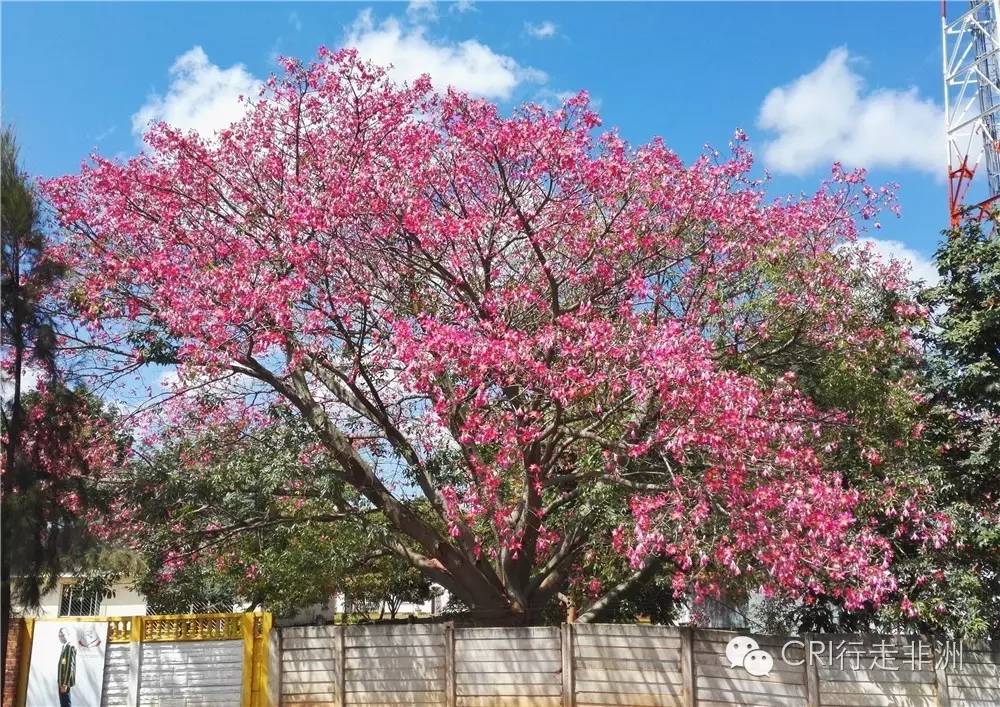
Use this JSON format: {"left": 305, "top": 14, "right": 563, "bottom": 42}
{"left": 576, "top": 557, "right": 665, "bottom": 623}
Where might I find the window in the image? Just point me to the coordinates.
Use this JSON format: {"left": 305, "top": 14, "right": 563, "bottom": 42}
{"left": 58, "top": 583, "right": 103, "bottom": 616}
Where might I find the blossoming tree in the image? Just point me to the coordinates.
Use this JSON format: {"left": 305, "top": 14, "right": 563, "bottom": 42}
{"left": 44, "top": 49, "right": 944, "bottom": 622}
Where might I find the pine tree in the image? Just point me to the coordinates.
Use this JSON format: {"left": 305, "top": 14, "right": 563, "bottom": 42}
{"left": 1, "top": 127, "right": 63, "bottom": 677}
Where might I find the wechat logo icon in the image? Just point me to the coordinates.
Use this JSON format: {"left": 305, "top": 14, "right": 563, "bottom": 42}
{"left": 725, "top": 636, "right": 774, "bottom": 677}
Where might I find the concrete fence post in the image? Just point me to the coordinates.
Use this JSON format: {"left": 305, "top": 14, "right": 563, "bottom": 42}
{"left": 127, "top": 616, "right": 143, "bottom": 707}
{"left": 444, "top": 622, "right": 456, "bottom": 707}
{"left": 334, "top": 624, "right": 345, "bottom": 707}
{"left": 680, "top": 627, "right": 695, "bottom": 707}
{"left": 561, "top": 622, "right": 575, "bottom": 707}
{"left": 267, "top": 625, "right": 281, "bottom": 707}
{"left": 932, "top": 638, "right": 951, "bottom": 707}
{"left": 804, "top": 632, "right": 819, "bottom": 707}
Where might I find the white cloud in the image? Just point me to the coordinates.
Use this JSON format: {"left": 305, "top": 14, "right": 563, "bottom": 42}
{"left": 533, "top": 88, "right": 583, "bottom": 110}
{"left": 132, "top": 46, "right": 262, "bottom": 139}
{"left": 758, "top": 48, "right": 942, "bottom": 176}
{"left": 94, "top": 125, "right": 117, "bottom": 142}
{"left": 525, "top": 21, "right": 557, "bottom": 39}
{"left": 345, "top": 10, "right": 545, "bottom": 100}
{"left": 289, "top": 11, "right": 302, "bottom": 32}
{"left": 452, "top": 0, "right": 475, "bottom": 13}
{"left": 134, "top": 15, "right": 544, "bottom": 142}
{"left": 407, "top": 0, "right": 438, "bottom": 22}
{"left": 858, "top": 238, "right": 939, "bottom": 285}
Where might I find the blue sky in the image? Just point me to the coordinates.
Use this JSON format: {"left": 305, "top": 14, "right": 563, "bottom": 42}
{"left": 3, "top": 1, "right": 949, "bottom": 280}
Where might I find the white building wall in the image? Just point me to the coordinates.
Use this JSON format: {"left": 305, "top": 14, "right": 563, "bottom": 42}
{"left": 17, "top": 578, "right": 147, "bottom": 618}
{"left": 276, "top": 590, "right": 451, "bottom": 626}
{"left": 18, "top": 576, "right": 451, "bottom": 622}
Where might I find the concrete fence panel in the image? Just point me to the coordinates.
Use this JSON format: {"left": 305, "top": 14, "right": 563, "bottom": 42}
{"left": 280, "top": 625, "right": 340, "bottom": 706}
{"left": 813, "top": 635, "right": 936, "bottom": 707}
{"left": 344, "top": 624, "right": 447, "bottom": 706}
{"left": 945, "top": 640, "right": 1000, "bottom": 707}
{"left": 572, "top": 623, "right": 684, "bottom": 707}
{"left": 455, "top": 626, "right": 561, "bottom": 707}
{"left": 274, "top": 625, "right": 999, "bottom": 707}
{"left": 692, "top": 629, "right": 807, "bottom": 707}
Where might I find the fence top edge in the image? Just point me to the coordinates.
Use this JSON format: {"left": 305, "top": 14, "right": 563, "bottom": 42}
{"left": 574, "top": 623, "right": 680, "bottom": 629}
{"left": 26, "top": 611, "right": 267, "bottom": 623}
{"left": 271, "top": 621, "right": 998, "bottom": 649}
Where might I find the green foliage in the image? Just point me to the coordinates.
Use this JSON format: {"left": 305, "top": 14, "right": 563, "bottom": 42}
{"left": 342, "top": 555, "right": 439, "bottom": 621}
{"left": 124, "top": 415, "right": 435, "bottom": 619}
{"left": 589, "top": 575, "right": 680, "bottom": 625}
{"left": 1, "top": 127, "right": 63, "bottom": 380}
{"left": 751, "top": 597, "right": 877, "bottom": 635}
{"left": 904, "top": 213, "right": 1000, "bottom": 639}
{"left": 925, "top": 216, "right": 1000, "bottom": 409}
{"left": 138, "top": 564, "right": 237, "bottom": 615}
{"left": 694, "top": 219, "right": 992, "bottom": 638}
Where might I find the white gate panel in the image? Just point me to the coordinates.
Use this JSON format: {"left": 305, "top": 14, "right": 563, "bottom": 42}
{"left": 100, "top": 642, "right": 131, "bottom": 706}
{"left": 138, "top": 640, "right": 243, "bottom": 707}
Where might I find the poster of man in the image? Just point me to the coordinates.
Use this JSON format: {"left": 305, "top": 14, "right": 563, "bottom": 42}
{"left": 26, "top": 621, "right": 108, "bottom": 707}
{"left": 57, "top": 628, "right": 76, "bottom": 706}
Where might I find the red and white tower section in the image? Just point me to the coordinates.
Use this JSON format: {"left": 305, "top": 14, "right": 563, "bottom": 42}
{"left": 943, "top": 0, "right": 1000, "bottom": 225}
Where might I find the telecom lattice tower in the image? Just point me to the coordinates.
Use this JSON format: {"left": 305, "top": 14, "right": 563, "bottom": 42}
{"left": 943, "top": 0, "right": 1000, "bottom": 225}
